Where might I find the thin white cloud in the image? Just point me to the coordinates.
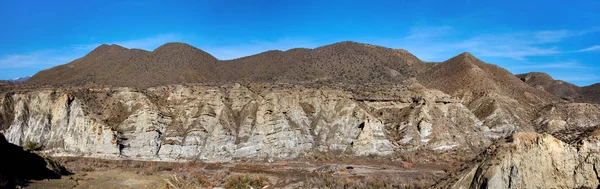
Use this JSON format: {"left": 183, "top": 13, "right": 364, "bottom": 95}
{"left": 402, "top": 26, "right": 455, "bottom": 41}
{"left": 0, "top": 50, "right": 80, "bottom": 69}
{"left": 533, "top": 30, "right": 571, "bottom": 43}
{"left": 368, "top": 27, "right": 599, "bottom": 61}
{"left": 578, "top": 45, "right": 600, "bottom": 52}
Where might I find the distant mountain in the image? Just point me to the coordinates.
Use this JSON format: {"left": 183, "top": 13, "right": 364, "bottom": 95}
{"left": 27, "top": 42, "right": 431, "bottom": 88}
{"left": 27, "top": 43, "right": 219, "bottom": 87}
{"left": 8, "top": 76, "right": 30, "bottom": 82}
{"left": 517, "top": 72, "right": 600, "bottom": 104}
{"left": 222, "top": 41, "right": 431, "bottom": 84}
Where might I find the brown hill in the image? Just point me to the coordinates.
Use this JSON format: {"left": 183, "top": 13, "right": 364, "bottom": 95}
{"left": 581, "top": 83, "right": 600, "bottom": 104}
{"left": 516, "top": 72, "right": 581, "bottom": 101}
{"left": 417, "top": 52, "right": 554, "bottom": 105}
{"left": 222, "top": 41, "right": 431, "bottom": 83}
{"left": 416, "top": 53, "right": 557, "bottom": 134}
{"left": 517, "top": 72, "right": 600, "bottom": 104}
{"left": 28, "top": 43, "right": 219, "bottom": 87}
{"left": 28, "top": 41, "right": 430, "bottom": 88}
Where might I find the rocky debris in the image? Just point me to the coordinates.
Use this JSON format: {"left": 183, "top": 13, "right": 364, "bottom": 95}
{"left": 436, "top": 131, "right": 600, "bottom": 189}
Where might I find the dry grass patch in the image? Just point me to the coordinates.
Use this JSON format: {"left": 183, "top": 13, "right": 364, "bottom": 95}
{"left": 224, "top": 174, "right": 270, "bottom": 189}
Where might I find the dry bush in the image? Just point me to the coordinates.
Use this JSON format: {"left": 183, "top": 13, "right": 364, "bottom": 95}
{"left": 307, "top": 173, "right": 428, "bottom": 189}
{"left": 224, "top": 174, "right": 269, "bottom": 189}
{"left": 160, "top": 174, "right": 206, "bottom": 189}
{"left": 24, "top": 139, "right": 43, "bottom": 151}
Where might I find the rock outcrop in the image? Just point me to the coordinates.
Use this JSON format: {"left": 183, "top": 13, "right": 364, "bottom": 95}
{"left": 436, "top": 131, "right": 600, "bottom": 189}
{"left": 0, "top": 84, "right": 493, "bottom": 161}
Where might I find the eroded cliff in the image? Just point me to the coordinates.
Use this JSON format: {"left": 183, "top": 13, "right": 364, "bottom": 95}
{"left": 1, "top": 83, "right": 496, "bottom": 162}
{"left": 436, "top": 131, "right": 600, "bottom": 189}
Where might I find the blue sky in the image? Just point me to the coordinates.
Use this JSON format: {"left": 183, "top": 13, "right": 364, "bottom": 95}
{"left": 0, "top": 0, "right": 598, "bottom": 86}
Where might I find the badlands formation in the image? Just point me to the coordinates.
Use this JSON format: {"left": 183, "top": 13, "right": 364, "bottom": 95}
{"left": 1, "top": 42, "right": 599, "bottom": 188}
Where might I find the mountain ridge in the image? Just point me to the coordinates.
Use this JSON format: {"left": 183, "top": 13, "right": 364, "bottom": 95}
{"left": 25, "top": 41, "right": 599, "bottom": 105}
{"left": 27, "top": 41, "right": 431, "bottom": 87}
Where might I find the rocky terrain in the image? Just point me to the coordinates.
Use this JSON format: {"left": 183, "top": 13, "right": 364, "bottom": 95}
{"left": 435, "top": 131, "right": 600, "bottom": 189}
{"left": 1, "top": 41, "right": 600, "bottom": 188}
{"left": 0, "top": 82, "right": 491, "bottom": 161}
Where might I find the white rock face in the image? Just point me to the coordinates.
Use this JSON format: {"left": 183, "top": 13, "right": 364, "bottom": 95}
{"left": 0, "top": 84, "right": 492, "bottom": 161}
{"left": 437, "top": 132, "right": 600, "bottom": 189}
{"left": 466, "top": 93, "right": 530, "bottom": 139}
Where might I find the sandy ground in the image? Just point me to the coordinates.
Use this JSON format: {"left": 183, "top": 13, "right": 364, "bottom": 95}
{"left": 24, "top": 157, "right": 452, "bottom": 188}
{"left": 25, "top": 169, "right": 168, "bottom": 189}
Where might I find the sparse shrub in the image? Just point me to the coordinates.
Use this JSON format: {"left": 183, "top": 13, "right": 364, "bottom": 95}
{"left": 156, "top": 166, "right": 173, "bottom": 171}
{"left": 81, "top": 167, "right": 95, "bottom": 172}
{"left": 24, "top": 139, "right": 43, "bottom": 151}
{"left": 162, "top": 175, "right": 203, "bottom": 189}
{"left": 401, "top": 161, "right": 413, "bottom": 169}
{"left": 308, "top": 173, "right": 418, "bottom": 189}
{"left": 194, "top": 174, "right": 214, "bottom": 188}
{"left": 224, "top": 174, "right": 269, "bottom": 189}
{"left": 135, "top": 170, "right": 152, "bottom": 176}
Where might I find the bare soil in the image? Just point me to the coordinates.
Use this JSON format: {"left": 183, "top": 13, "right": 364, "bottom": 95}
{"left": 25, "top": 157, "right": 452, "bottom": 188}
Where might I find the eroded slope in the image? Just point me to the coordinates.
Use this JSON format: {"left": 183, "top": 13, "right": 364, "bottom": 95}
{"left": 0, "top": 83, "right": 492, "bottom": 161}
